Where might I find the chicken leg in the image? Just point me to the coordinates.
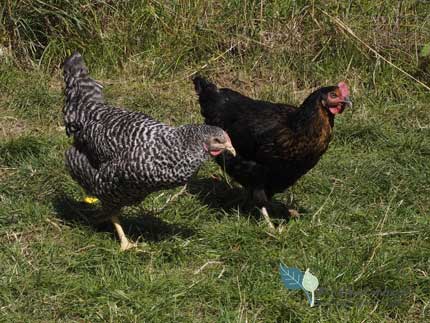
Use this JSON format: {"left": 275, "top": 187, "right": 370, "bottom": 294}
{"left": 253, "top": 189, "right": 277, "bottom": 231}
{"left": 260, "top": 206, "right": 276, "bottom": 231}
{"left": 111, "top": 214, "right": 137, "bottom": 251}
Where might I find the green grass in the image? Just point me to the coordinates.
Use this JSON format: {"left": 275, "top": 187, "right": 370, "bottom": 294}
{"left": 1, "top": 1, "right": 430, "bottom": 322}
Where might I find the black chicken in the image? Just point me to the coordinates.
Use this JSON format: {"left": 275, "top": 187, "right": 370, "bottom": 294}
{"left": 62, "top": 53, "right": 236, "bottom": 250}
{"left": 193, "top": 77, "right": 351, "bottom": 230}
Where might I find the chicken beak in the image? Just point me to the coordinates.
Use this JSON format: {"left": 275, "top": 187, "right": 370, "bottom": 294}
{"left": 221, "top": 131, "right": 236, "bottom": 156}
{"left": 343, "top": 96, "right": 352, "bottom": 108}
{"left": 225, "top": 144, "right": 236, "bottom": 157}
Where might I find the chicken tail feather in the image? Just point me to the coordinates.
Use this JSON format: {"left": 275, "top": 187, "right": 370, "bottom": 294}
{"left": 192, "top": 76, "right": 218, "bottom": 97}
{"left": 63, "top": 51, "right": 104, "bottom": 136}
{"left": 192, "top": 76, "right": 226, "bottom": 126}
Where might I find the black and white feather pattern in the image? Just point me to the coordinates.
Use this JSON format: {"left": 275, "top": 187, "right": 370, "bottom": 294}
{"left": 63, "top": 52, "right": 225, "bottom": 211}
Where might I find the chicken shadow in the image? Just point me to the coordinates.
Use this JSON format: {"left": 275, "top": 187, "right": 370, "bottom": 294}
{"left": 52, "top": 195, "right": 195, "bottom": 243}
{"left": 188, "top": 177, "right": 305, "bottom": 223}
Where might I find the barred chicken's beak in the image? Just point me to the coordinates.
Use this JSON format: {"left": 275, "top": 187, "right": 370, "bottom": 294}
{"left": 225, "top": 144, "right": 236, "bottom": 157}
{"left": 222, "top": 131, "right": 236, "bottom": 156}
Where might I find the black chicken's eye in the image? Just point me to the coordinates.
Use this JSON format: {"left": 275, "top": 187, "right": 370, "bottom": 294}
{"left": 329, "top": 92, "right": 337, "bottom": 98}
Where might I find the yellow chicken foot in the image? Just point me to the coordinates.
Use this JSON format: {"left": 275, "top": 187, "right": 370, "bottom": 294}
{"left": 83, "top": 196, "right": 99, "bottom": 204}
{"left": 111, "top": 215, "right": 137, "bottom": 251}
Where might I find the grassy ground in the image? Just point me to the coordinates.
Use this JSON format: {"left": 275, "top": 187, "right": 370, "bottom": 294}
{"left": 1, "top": 1, "right": 430, "bottom": 322}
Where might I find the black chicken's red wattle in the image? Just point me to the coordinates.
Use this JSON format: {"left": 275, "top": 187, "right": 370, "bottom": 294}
{"left": 329, "top": 105, "right": 344, "bottom": 115}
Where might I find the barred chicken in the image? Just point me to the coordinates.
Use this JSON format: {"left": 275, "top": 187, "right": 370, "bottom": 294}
{"left": 193, "top": 76, "right": 351, "bottom": 231}
{"left": 62, "top": 53, "right": 235, "bottom": 250}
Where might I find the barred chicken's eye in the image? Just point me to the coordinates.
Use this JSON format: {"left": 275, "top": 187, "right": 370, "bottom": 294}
{"left": 213, "top": 138, "right": 222, "bottom": 144}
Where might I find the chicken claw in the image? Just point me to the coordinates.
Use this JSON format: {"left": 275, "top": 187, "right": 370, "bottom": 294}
{"left": 260, "top": 206, "right": 276, "bottom": 231}
{"left": 288, "top": 209, "right": 300, "bottom": 218}
{"left": 120, "top": 239, "right": 138, "bottom": 252}
{"left": 111, "top": 215, "right": 136, "bottom": 252}
{"left": 260, "top": 207, "right": 289, "bottom": 234}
